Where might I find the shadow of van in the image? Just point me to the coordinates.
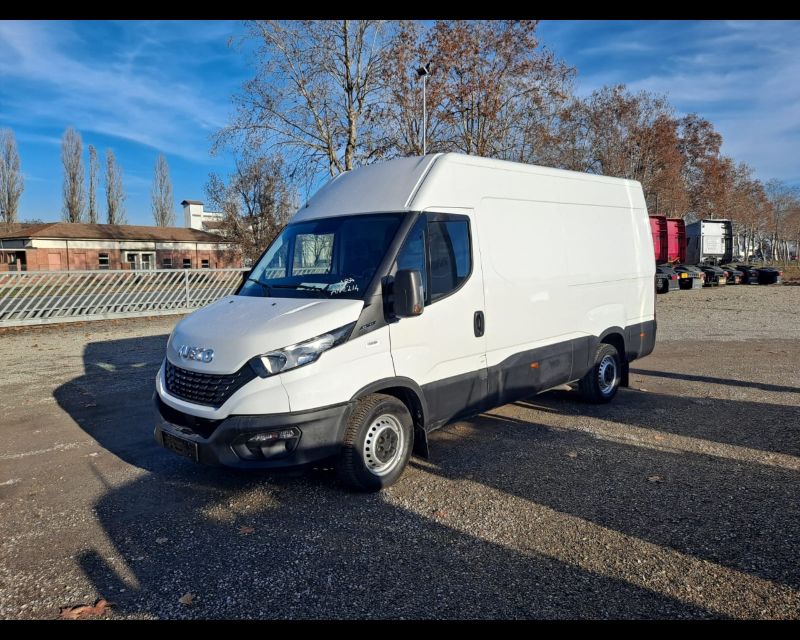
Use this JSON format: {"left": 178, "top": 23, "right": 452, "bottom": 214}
{"left": 51, "top": 335, "right": 718, "bottom": 619}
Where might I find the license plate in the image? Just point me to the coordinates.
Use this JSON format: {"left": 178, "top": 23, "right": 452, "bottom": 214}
{"left": 162, "top": 432, "right": 199, "bottom": 461}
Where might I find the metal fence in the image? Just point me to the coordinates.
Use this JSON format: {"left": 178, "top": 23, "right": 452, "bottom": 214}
{"left": 0, "top": 268, "right": 248, "bottom": 327}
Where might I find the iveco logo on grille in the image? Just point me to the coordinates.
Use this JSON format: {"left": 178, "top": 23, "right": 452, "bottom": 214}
{"left": 178, "top": 345, "right": 214, "bottom": 363}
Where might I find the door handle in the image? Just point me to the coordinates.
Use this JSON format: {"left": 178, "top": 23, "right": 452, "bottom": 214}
{"left": 474, "top": 311, "right": 485, "bottom": 337}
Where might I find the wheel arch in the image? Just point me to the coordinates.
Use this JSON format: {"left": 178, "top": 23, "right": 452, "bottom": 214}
{"left": 598, "top": 327, "right": 629, "bottom": 387}
{"left": 598, "top": 327, "right": 626, "bottom": 362}
{"left": 350, "top": 377, "right": 429, "bottom": 458}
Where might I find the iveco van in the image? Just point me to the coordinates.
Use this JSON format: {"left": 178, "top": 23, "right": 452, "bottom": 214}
{"left": 154, "top": 153, "right": 656, "bottom": 491}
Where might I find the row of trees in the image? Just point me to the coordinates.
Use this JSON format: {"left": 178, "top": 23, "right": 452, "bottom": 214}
{"left": 0, "top": 127, "right": 177, "bottom": 227}
{"left": 59, "top": 127, "right": 176, "bottom": 227}
{"left": 212, "top": 19, "right": 800, "bottom": 262}
{"left": 0, "top": 130, "right": 24, "bottom": 223}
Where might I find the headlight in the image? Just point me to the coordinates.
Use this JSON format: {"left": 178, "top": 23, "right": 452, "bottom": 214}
{"left": 249, "top": 322, "right": 355, "bottom": 378}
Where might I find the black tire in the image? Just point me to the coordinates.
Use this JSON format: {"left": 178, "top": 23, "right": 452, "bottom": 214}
{"left": 578, "top": 343, "right": 622, "bottom": 404}
{"left": 336, "top": 393, "right": 413, "bottom": 492}
{"left": 656, "top": 277, "right": 669, "bottom": 294}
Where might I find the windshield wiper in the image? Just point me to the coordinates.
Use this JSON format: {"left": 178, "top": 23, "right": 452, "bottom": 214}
{"left": 246, "top": 277, "right": 272, "bottom": 296}
{"left": 269, "top": 284, "right": 328, "bottom": 298}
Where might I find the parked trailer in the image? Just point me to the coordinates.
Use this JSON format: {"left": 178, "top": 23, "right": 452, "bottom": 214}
{"left": 734, "top": 264, "right": 783, "bottom": 285}
{"left": 665, "top": 218, "right": 686, "bottom": 263}
{"left": 650, "top": 216, "right": 675, "bottom": 294}
{"left": 655, "top": 264, "right": 680, "bottom": 294}
{"left": 686, "top": 219, "right": 734, "bottom": 266}
{"left": 649, "top": 215, "right": 700, "bottom": 291}
{"left": 650, "top": 216, "right": 668, "bottom": 263}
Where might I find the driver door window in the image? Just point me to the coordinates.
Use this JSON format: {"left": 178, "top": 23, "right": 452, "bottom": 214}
{"left": 394, "top": 215, "right": 471, "bottom": 304}
{"left": 395, "top": 216, "right": 429, "bottom": 302}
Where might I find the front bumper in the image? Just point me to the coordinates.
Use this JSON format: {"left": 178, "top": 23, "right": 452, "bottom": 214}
{"left": 154, "top": 393, "right": 353, "bottom": 469}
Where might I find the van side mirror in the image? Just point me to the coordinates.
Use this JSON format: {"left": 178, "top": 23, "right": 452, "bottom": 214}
{"left": 394, "top": 269, "right": 425, "bottom": 317}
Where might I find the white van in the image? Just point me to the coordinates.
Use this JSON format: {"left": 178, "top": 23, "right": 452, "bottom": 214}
{"left": 154, "top": 153, "right": 656, "bottom": 491}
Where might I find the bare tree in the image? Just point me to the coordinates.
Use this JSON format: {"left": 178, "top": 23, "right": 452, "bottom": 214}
{"left": 61, "top": 128, "right": 85, "bottom": 222}
{"left": 644, "top": 115, "right": 690, "bottom": 217}
{"left": 0, "top": 129, "right": 24, "bottom": 224}
{"left": 375, "top": 21, "right": 444, "bottom": 157}
{"left": 151, "top": 154, "right": 175, "bottom": 227}
{"left": 87, "top": 144, "right": 99, "bottom": 224}
{"left": 765, "top": 179, "right": 800, "bottom": 262}
{"left": 677, "top": 114, "right": 723, "bottom": 220}
{"left": 219, "top": 20, "right": 390, "bottom": 184}
{"left": 426, "top": 20, "right": 574, "bottom": 160}
{"left": 726, "top": 163, "right": 769, "bottom": 259}
{"left": 105, "top": 149, "right": 126, "bottom": 225}
{"left": 206, "top": 153, "right": 296, "bottom": 266}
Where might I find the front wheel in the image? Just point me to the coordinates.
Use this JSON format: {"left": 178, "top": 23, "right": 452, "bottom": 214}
{"left": 578, "top": 343, "right": 622, "bottom": 403}
{"left": 337, "top": 393, "right": 413, "bottom": 492}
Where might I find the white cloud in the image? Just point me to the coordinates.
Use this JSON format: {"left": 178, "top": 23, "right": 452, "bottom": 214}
{"left": 0, "top": 21, "right": 237, "bottom": 162}
{"left": 568, "top": 20, "right": 800, "bottom": 184}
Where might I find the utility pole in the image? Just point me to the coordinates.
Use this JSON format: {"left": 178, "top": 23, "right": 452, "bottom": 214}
{"left": 416, "top": 62, "right": 432, "bottom": 156}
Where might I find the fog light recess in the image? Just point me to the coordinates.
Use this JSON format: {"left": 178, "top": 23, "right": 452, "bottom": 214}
{"left": 233, "top": 427, "right": 302, "bottom": 461}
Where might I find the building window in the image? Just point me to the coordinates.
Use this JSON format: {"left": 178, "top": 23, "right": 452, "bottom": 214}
{"left": 162, "top": 257, "right": 172, "bottom": 269}
{"left": 98, "top": 253, "right": 109, "bottom": 270}
{"left": 183, "top": 258, "right": 192, "bottom": 269}
{"left": 126, "top": 253, "right": 137, "bottom": 269}
{"left": 201, "top": 259, "right": 210, "bottom": 269}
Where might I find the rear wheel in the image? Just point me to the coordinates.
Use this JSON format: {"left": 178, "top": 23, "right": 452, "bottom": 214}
{"left": 579, "top": 343, "right": 622, "bottom": 403}
{"left": 337, "top": 393, "right": 413, "bottom": 492}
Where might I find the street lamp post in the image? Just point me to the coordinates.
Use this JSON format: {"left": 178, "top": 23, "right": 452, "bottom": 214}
{"left": 416, "top": 62, "right": 432, "bottom": 156}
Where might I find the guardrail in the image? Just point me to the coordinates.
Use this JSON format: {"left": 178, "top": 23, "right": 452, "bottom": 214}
{"left": 0, "top": 268, "right": 248, "bottom": 327}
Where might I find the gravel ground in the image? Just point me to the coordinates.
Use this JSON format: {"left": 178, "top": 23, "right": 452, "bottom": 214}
{"left": 0, "top": 285, "right": 798, "bottom": 619}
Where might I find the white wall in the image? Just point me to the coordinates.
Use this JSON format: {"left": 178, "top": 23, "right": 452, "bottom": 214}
{"left": 183, "top": 202, "right": 223, "bottom": 230}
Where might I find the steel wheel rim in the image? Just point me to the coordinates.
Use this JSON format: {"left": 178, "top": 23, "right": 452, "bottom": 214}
{"left": 363, "top": 414, "right": 404, "bottom": 476}
{"left": 597, "top": 354, "right": 618, "bottom": 395}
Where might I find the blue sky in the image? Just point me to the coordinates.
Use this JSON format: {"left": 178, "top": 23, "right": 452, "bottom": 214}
{"left": 1, "top": 20, "right": 798, "bottom": 225}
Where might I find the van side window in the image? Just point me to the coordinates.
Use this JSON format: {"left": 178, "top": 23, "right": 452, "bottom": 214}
{"left": 395, "top": 217, "right": 428, "bottom": 301}
{"left": 428, "top": 220, "right": 471, "bottom": 301}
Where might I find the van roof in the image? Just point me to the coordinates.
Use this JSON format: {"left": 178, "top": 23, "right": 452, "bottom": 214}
{"left": 293, "top": 153, "right": 641, "bottom": 222}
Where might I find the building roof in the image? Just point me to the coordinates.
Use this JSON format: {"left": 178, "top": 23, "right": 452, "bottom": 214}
{"left": 0, "top": 222, "right": 233, "bottom": 243}
{"left": 181, "top": 200, "right": 204, "bottom": 205}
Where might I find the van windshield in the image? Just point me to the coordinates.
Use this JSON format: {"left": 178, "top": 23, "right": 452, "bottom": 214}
{"left": 239, "top": 212, "right": 404, "bottom": 300}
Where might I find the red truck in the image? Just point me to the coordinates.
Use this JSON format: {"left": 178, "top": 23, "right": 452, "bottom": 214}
{"left": 649, "top": 215, "right": 703, "bottom": 291}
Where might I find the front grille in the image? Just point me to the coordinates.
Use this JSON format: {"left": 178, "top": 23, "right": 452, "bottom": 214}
{"left": 165, "top": 360, "right": 256, "bottom": 408}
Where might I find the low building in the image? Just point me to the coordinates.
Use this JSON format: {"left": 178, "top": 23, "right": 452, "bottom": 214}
{"left": 0, "top": 222, "right": 241, "bottom": 271}
{"left": 182, "top": 200, "right": 224, "bottom": 233}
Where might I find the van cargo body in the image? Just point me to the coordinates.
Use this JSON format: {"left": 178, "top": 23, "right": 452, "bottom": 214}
{"left": 686, "top": 219, "right": 733, "bottom": 265}
{"left": 154, "top": 153, "right": 656, "bottom": 490}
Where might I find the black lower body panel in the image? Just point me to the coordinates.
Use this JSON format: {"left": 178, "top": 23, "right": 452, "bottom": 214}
{"left": 421, "top": 320, "right": 657, "bottom": 431}
{"left": 154, "top": 394, "right": 352, "bottom": 469}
